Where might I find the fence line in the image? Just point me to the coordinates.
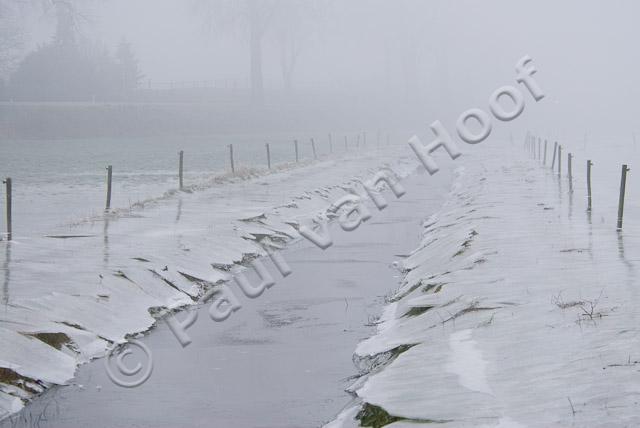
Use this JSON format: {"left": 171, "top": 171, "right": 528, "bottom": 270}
{"left": 526, "top": 132, "right": 632, "bottom": 230}
{"left": 1, "top": 131, "right": 399, "bottom": 238}
{"left": 179, "top": 151, "right": 184, "bottom": 190}
{"left": 3, "top": 178, "right": 11, "bottom": 241}
{"left": 617, "top": 165, "right": 630, "bottom": 230}
{"left": 105, "top": 166, "right": 113, "bottom": 211}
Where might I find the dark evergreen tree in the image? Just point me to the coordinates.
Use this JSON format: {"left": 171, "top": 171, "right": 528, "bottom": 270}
{"left": 116, "top": 39, "right": 144, "bottom": 94}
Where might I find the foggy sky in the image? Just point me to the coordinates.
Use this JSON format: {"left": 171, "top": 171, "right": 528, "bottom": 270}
{"left": 17, "top": 0, "right": 640, "bottom": 141}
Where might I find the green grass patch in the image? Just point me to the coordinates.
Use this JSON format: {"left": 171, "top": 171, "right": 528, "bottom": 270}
{"left": 453, "top": 230, "right": 479, "bottom": 257}
{"left": 357, "top": 402, "right": 444, "bottom": 427}
{"left": 404, "top": 306, "right": 432, "bottom": 317}
{"left": 0, "top": 368, "right": 40, "bottom": 393}
{"left": 357, "top": 403, "right": 406, "bottom": 427}
{"left": 422, "top": 282, "right": 446, "bottom": 293}
{"left": 28, "top": 332, "right": 72, "bottom": 350}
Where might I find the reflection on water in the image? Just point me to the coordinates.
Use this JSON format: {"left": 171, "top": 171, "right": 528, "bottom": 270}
{"left": 176, "top": 198, "right": 183, "bottom": 223}
{"left": 3, "top": 134, "right": 323, "bottom": 238}
{"left": 103, "top": 217, "right": 110, "bottom": 268}
{"left": 556, "top": 173, "right": 563, "bottom": 204}
{"left": 2, "top": 241, "right": 10, "bottom": 306}
{"left": 568, "top": 183, "right": 573, "bottom": 219}
{"left": 586, "top": 211, "right": 594, "bottom": 261}
{"left": 617, "top": 231, "right": 635, "bottom": 272}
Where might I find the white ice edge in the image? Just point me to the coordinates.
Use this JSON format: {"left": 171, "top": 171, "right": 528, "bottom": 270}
{"left": 329, "top": 145, "right": 640, "bottom": 427}
{"left": 0, "top": 147, "right": 420, "bottom": 420}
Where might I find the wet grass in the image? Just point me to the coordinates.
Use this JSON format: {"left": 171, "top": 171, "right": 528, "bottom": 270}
{"left": 390, "top": 281, "right": 445, "bottom": 303}
{"left": 0, "top": 368, "right": 40, "bottom": 394}
{"left": 356, "top": 403, "right": 439, "bottom": 427}
{"left": 389, "top": 344, "right": 415, "bottom": 359}
{"left": 28, "top": 332, "right": 72, "bottom": 351}
{"left": 403, "top": 306, "right": 432, "bottom": 317}
{"left": 389, "top": 282, "right": 421, "bottom": 302}
{"left": 453, "top": 229, "right": 479, "bottom": 257}
{"left": 357, "top": 403, "right": 406, "bottom": 427}
{"left": 354, "top": 344, "right": 417, "bottom": 374}
{"left": 0, "top": 368, "right": 23, "bottom": 384}
{"left": 422, "top": 282, "right": 445, "bottom": 294}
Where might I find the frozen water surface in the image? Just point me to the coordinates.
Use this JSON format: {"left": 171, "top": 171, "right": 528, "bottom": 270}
{"left": 0, "top": 140, "right": 455, "bottom": 424}
{"left": 328, "top": 140, "right": 640, "bottom": 427}
{"left": 2, "top": 134, "right": 640, "bottom": 427}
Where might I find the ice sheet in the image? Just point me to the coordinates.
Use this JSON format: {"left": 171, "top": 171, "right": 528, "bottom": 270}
{"left": 328, "top": 141, "right": 640, "bottom": 427}
{"left": 0, "top": 143, "right": 419, "bottom": 421}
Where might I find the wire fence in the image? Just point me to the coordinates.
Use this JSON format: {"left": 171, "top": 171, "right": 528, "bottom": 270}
{"left": 524, "top": 132, "right": 633, "bottom": 231}
{"left": 0, "top": 130, "right": 396, "bottom": 241}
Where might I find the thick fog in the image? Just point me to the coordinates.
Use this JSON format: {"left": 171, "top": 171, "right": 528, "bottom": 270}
{"left": 4, "top": 2, "right": 640, "bottom": 427}
{"left": 2, "top": 0, "right": 637, "bottom": 141}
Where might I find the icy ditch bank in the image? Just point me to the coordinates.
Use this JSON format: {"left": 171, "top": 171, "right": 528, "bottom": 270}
{"left": 327, "top": 144, "right": 640, "bottom": 427}
{"left": 0, "top": 145, "right": 419, "bottom": 421}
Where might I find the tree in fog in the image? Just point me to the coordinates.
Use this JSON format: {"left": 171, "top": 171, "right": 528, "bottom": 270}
{"left": 116, "top": 39, "right": 144, "bottom": 94}
{"left": 7, "top": 0, "right": 144, "bottom": 101}
{"left": 270, "top": 0, "right": 328, "bottom": 93}
{"left": 196, "top": 0, "right": 331, "bottom": 98}
{"left": 196, "top": 0, "right": 277, "bottom": 103}
{"left": 53, "top": 0, "right": 77, "bottom": 46}
{"left": 0, "top": 1, "right": 26, "bottom": 83}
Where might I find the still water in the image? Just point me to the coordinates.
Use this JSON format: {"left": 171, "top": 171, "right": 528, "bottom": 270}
{"left": 0, "top": 132, "right": 344, "bottom": 237}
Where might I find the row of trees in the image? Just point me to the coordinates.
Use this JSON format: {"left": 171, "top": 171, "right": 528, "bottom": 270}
{"left": 4, "top": 39, "right": 143, "bottom": 102}
{"left": 0, "top": 0, "right": 329, "bottom": 102}
{"left": 0, "top": 0, "right": 25, "bottom": 80}
{"left": 195, "top": 0, "right": 329, "bottom": 102}
{"left": 0, "top": 0, "right": 143, "bottom": 101}
{"left": 1, "top": 1, "right": 432, "bottom": 104}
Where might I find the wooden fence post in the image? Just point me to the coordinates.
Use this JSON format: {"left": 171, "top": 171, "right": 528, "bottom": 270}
{"left": 105, "top": 165, "right": 113, "bottom": 211}
{"left": 551, "top": 142, "right": 558, "bottom": 169}
{"left": 543, "top": 140, "right": 548, "bottom": 165}
{"left": 617, "top": 164, "right": 630, "bottom": 230}
{"left": 568, "top": 153, "right": 573, "bottom": 192}
{"left": 179, "top": 151, "right": 184, "bottom": 190}
{"left": 311, "top": 138, "right": 317, "bottom": 160}
{"left": 294, "top": 140, "right": 299, "bottom": 163}
{"left": 266, "top": 143, "right": 271, "bottom": 169}
{"left": 229, "top": 144, "right": 235, "bottom": 173}
{"left": 3, "top": 178, "right": 11, "bottom": 241}
{"left": 587, "top": 160, "right": 593, "bottom": 212}
{"left": 557, "top": 145, "right": 562, "bottom": 176}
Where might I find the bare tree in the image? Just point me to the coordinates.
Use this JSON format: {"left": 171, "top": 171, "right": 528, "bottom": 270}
{"left": 196, "top": 0, "right": 277, "bottom": 103}
{"left": 28, "top": 0, "right": 97, "bottom": 46}
{"left": 270, "top": 0, "right": 329, "bottom": 93}
{"left": 0, "top": 1, "right": 26, "bottom": 80}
